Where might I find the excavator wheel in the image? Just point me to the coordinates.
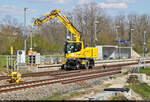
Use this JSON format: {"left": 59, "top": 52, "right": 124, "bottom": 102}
{"left": 76, "top": 63, "right": 80, "bottom": 70}
{"left": 61, "top": 64, "right": 67, "bottom": 70}
{"left": 61, "top": 64, "right": 64, "bottom": 70}
{"left": 88, "top": 59, "right": 94, "bottom": 69}
{"left": 84, "top": 61, "right": 89, "bottom": 69}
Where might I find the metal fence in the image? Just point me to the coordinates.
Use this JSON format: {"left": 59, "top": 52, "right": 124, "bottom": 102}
{"left": 6, "top": 54, "right": 64, "bottom": 69}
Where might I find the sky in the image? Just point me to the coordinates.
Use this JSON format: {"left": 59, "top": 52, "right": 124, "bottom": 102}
{"left": 0, "top": 0, "right": 150, "bottom": 25}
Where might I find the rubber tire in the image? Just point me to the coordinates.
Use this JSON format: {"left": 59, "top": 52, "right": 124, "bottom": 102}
{"left": 64, "top": 64, "right": 67, "bottom": 70}
{"left": 76, "top": 63, "right": 80, "bottom": 70}
{"left": 61, "top": 65, "right": 64, "bottom": 70}
{"left": 85, "top": 62, "right": 89, "bottom": 69}
{"left": 89, "top": 59, "right": 94, "bottom": 69}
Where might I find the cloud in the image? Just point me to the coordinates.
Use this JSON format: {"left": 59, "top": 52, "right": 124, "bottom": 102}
{"left": 52, "top": 0, "right": 73, "bottom": 4}
{"left": 77, "top": 0, "right": 93, "bottom": 4}
{"left": 0, "top": 5, "right": 36, "bottom": 16}
{"left": 107, "top": 0, "right": 136, "bottom": 3}
{"left": 77, "top": 0, "right": 134, "bottom": 9}
{"left": 107, "top": 0, "right": 122, "bottom": 3}
{"left": 124, "top": 0, "right": 136, "bottom": 3}
{"left": 27, "top": 0, "right": 73, "bottom": 4}
{"left": 98, "top": 2, "right": 128, "bottom": 9}
{"left": 97, "top": 0, "right": 137, "bottom": 9}
{"left": 0, "top": 5, "right": 23, "bottom": 15}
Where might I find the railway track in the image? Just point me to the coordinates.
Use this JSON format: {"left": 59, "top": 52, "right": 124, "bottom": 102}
{"left": 38, "top": 58, "right": 150, "bottom": 68}
{"left": 98, "top": 60, "right": 150, "bottom": 68}
{"left": 95, "top": 58, "right": 150, "bottom": 64}
{"left": 1, "top": 58, "right": 148, "bottom": 94}
{"left": 0, "top": 67, "right": 121, "bottom": 94}
{"left": 0, "top": 70, "right": 81, "bottom": 81}
{"left": 0, "top": 60, "right": 150, "bottom": 81}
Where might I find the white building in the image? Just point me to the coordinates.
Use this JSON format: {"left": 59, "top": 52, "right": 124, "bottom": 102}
{"left": 96, "top": 45, "right": 132, "bottom": 60}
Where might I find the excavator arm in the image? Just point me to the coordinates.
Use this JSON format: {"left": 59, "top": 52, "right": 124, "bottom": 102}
{"left": 34, "top": 9, "right": 80, "bottom": 42}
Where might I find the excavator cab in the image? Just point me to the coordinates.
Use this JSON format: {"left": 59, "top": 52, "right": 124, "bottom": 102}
{"left": 64, "top": 41, "right": 82, "bottom": 54}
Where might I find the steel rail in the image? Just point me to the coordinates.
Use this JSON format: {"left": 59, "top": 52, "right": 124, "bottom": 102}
{"left": 0, "top": 60, "right": 150, "bottom": 81}
{"left": 0, "top": 70, "right": 121, "bottom": 94}
{"left": 0, "top": 67, "right": 120, "bottom": 89}
{"left": 62, "top": 71, "right": 121, "bottom": 84}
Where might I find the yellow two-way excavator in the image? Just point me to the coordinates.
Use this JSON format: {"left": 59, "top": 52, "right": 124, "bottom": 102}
{"left": 34, "top": 9, "right": 98, "bottom": 70}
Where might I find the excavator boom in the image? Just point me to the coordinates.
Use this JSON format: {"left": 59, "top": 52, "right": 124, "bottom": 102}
{"left": 34, "top": 9, "right": 80, "bottom": 42}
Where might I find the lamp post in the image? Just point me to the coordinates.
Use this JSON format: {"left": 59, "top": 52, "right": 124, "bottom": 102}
{"left": 94, "top": 20, "right": 99, "bottom": 47}
{"left": 130, "top": 28, "right": 134, "bottom": 59}
{"left": 66, "top": 16, "right": 72, "bottom": 40}
{"left": 30, "top": 31, "right": 33, "bottom": 50}
{"left": 143, "top": 31, "right": 146, "bottom": 68}
{"left": 130, "top": 29, "right": 134, "bottom": 47}
{"left": 24, "top": 7, "right": 29, "bottom": 56}
{"left": 116, "top": 26, "right": 120, "bottom": 59}
{"left": 70, "top": 16, "right": 74, "bottom": 40}
{"left": 116, "top": 26, "right": 120, "bottom": 42}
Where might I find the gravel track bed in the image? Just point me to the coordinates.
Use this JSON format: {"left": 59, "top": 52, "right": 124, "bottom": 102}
{"left": 0, "top": 74, "right": 116, "bottom": 100}
{"left": 0, "top": 60, "right": 143, "bottom": 100}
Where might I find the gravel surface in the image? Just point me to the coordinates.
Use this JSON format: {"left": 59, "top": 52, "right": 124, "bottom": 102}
{"left": 70, "top": 73, "right": 147, "bottom": 100}
{"left": 70, "top": 74, "right": 143, "bottom": 100}
{"left": 0, "top": 75, "right": 114, "bottom": 100}
{"left": 0, "top": 60, "right": 149, "bottom": 100}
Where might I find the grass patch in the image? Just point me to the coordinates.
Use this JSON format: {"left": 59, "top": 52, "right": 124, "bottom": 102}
{"left": 0, "top": 55, "right": 7, "bottom": 71}
{"left": 41, "top": 90, "right": 86, "bottom": 100}
{"left": 139, "top": 68, "right": 150, "bottom": 75}
{"left": 111, "top": 95, "right": 128, "bottom": 100}
{"left": 122, "top": 72, "right": 128, "bottom": 75}
{"left": 104, "top": 83, "right": 112, "bottom": 87}
{"left": 124, "top": 83, "right": 150, "bottom": 100}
